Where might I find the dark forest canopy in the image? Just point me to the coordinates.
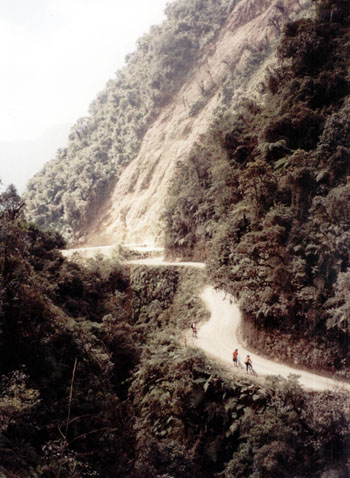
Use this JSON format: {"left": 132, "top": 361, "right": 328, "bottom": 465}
{"left": 24, "top": 0, "right": 238, "bottom": 240}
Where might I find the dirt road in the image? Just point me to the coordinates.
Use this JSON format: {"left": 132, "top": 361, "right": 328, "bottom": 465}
{"left": 197, "top": 287, "right": 350, "bottom": 392}
{"left": 61, "top": 243, "right": 164, "bottom": 259}
{"left": 63, "top": 246, "right": 350, "bottom": 392}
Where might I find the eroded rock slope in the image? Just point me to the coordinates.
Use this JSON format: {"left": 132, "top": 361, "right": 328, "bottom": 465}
{"left": 83, "top": 0, "right": 311, "bottom": 246}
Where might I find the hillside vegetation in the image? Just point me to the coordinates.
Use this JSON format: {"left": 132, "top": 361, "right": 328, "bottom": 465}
{"left": 0, "top": 186, "right": 349, "bottom": 477}
{"left": 24, "top": 0, "right": 238, "bottom": 240}
{"left": 164, "top": 0, "right": 350, "bottom": 375}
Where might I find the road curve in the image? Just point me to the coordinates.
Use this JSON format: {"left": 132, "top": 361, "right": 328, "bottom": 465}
{"left": 197, "top": 287, "right": 350, "bottom": 392}
{"left": 130, "top": 257, "right": 350, "bottom": 392}
{"left": 62, "top": 246, "right": 350, "bottom": 392}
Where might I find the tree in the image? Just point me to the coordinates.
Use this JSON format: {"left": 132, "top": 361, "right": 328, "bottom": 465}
{"left": 326, "top": 271, "right": 350, "bottom": 334}
{"left": 0, "top": 184, "right": 25, "bottom": 221}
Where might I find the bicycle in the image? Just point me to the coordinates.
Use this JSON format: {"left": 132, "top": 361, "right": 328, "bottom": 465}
{"left": 245, "top": 363, "right": 257, "bottom": 376}
{"left": 233, "top": 357, "right": 244, "bottom": 370}
{"left": 237, "top": 358, "right": 244, "bottom": 370}
{"left": 250, "top": 366, "right": 257, "bottom": 376}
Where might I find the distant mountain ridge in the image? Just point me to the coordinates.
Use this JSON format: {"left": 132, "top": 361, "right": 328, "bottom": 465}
{"left": 0, "top": 124, "right": 70, "bottom": 193}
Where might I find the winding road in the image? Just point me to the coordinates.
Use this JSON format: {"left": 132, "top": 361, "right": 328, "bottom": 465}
{"left": 198, "top": 287, "right": 350, "bottom": 392}
{"left": 63, "top": 245, "right": 350, "bottom": 392}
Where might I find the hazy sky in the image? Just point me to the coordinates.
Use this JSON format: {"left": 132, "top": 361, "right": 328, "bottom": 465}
{"left": 0, "top": 0, "right": 169, "bottom": 142}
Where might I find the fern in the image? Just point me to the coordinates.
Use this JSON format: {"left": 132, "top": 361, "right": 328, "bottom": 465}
{"left": 274, "top": 156, "right": 291, "bottom": 169}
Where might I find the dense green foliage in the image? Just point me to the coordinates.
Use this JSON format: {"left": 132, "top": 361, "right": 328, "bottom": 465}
{"left": 24, "top": 0, "right": 238, "bottom": 240}
{"left": 163, "top": 0, "right": 350, "bottom": 373}
{"left": 1, "top": 185, "right": 349, "bottom": 477}
{"left": 0, "top": 186, "right": 138, "bottom": 477}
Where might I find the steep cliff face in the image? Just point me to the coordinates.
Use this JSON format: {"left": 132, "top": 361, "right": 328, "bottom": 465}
{"left": 81, "top": 0, "right": 311, "bottom": 246}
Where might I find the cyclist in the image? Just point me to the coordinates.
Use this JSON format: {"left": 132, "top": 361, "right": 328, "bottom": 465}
{"left": 244, "top": 355, "right": 253, "bottom": 373}
{"left": 232, "top": 349, "right": 239, "bottom": 367}
{"left": 191, "top": 322, "right": 197, "bottom": 338}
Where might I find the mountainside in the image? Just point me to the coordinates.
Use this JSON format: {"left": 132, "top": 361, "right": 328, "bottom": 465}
{"left": 25, "top": 0, "right": 311, "bottom": 245}
{"left": 81, "top": 0, "right": 311, "bottom": 246}
{"left": 163, "top": 0, "right": 350, "bottom": 375}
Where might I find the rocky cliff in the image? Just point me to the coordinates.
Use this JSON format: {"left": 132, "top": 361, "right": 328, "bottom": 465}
{"left": 82, "top": 0, "right": 311, "bottom": 246}
{"left": 25, "top": 0, "right": 312, "bottom": 247}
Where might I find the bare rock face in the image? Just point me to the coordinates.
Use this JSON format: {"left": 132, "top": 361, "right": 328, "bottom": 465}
{"left": 82, "top": 0, "right": 311, "bottom": 247}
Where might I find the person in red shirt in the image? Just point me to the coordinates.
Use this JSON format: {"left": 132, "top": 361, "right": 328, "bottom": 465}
{"left": 232, "top": 349, "right": 239, "bottom": 367}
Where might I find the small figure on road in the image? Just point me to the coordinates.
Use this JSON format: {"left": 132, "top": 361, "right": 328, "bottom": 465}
{"left": 244, "top": 355, "right": 253, "bottom": 373}
{"left": 232, "top": 349, "right": 239, "bottom": 367}
{"left": 191, "top": 322, "right": 197, "bottom": 338}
